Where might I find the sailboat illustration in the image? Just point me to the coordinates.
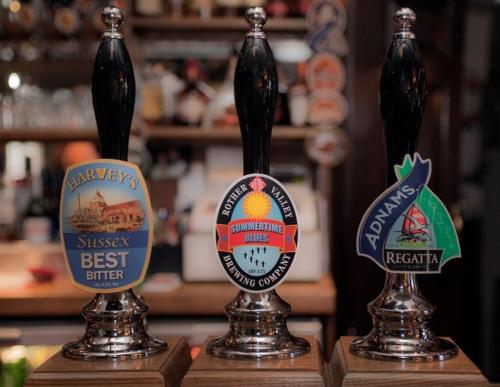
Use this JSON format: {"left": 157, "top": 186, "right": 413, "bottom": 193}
{"left": 397, "top": 204, "right": 431, "bottom": 242}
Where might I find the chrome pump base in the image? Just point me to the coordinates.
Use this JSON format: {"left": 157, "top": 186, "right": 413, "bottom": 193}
{"left": 350, "top": 273, "right": 458, "bottom": 362}
{"left": 207, "top": 290, "right": 310, "bottom": 359}
{"left": 63, "top": 290, "right": 166, "bottom": 361}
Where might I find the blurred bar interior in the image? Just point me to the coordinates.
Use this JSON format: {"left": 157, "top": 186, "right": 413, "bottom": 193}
{"left": 0, "top": 0, "right": 498, "bottom": 384}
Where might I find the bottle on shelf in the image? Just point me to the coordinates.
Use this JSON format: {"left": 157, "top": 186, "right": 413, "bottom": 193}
{"left": 170, "top": 0, "right": 186, "bottom": 17}
{"left": 274, "top": 65, "right": 291, "bottom": 125}
{"left": 289, "top": 61, "right": 309, "bottom": 127}
{"left": 0, "top": 188, "right": 15, "bottom": 241}
{"left": 266, "top": 0, "right": 289, "bottom": 18}
{"left": 243, "top": 0, "right": 265, "bottom": 11}
{"left": 214, "top": 0, "right": 241, "bottom": 16}
{"left": 21, "top": 191, "right": 52, "bottom": 244}
{"left": 52, "top": 0, "right": 82, "bottom": 37}
{"left": 158, "top": 63, "right": 185, "bottom": 125}
{"left": 0, "top": 155, "right": 16, "bottom": 242}
{"left": 40, "top": 167, "right": 59, "bottom": 238}
{"left": 175, "top": 59, "right": 214, "bottom": 127}
{"left": 187, "top": 0, "right": 216, "bottom": 19}
{"left": 202, "top": 54, "right": 238, "bottom": 128}
{"left": 140, "top": 64, "right": 165, "bottom": 126}
{"left": 293, "top": 0, "right": 310, "bottom": 17}
{"left": 134, "top": 0, "right": 166, "bottom": 16}
{"left": 20, "top": 158, "right": 52, "bottom": 244}
{"left": 14, "top": 157, "right": 33, "bottom": 239}
{"left": 150, "top": 150, "right": 187, "bottom": 179}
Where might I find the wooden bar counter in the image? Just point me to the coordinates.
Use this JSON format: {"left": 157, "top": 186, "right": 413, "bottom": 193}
{"left": 0, "top": 254, "right": 336, "bottom": 354}
{"left": 25, "top": 336, "right": 191, "bottom": 387}
{"left": 182, "top": 336, "right": 327, "bottom": 387}
{"left": 328, "top": 336, "right": 489, "bottom": 387}
{"left": 0, "top": 275, "right": 335, "bottom": 317}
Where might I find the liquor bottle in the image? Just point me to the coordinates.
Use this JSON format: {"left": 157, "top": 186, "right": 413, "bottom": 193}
{"left": 21, "top": 193, "right": 52, "bottom": 243}
{"left": 0, "top": 156, "right": 16, "bottom": 241}
{"left": 202, "top": 54, "right": 238, "bottom": 128}
{"left": 20, "top": 159, "right": 52, "bottom": 243}
{"left": 292, "top": 0, "right": 310, "bottom": 17}
{"left": 134, "top": 0, "right": 165, "bottom": 16}
{"left": 214, "top": 0, "right": 241, "bottom": 16}
{"left": 176, "top": 59, "right": 214, "bottom": 127}
{"left": 274, "top": 65, "right": 291, "bottom": 125}
{"left": 266, "top": 0, "right": 289, "bottom": 18}
{"left": 140, "top": 64, "right": 165, "bottom": 126}
{"left": 159, "top": 63, "right": 184, "bottom": 125}
{"left": 14, "top": 157, "right": 33, "bottom": 238}
{"left": 170, "top": 0, "right": 185, "bottom": 17}
{"left": 289, "top": 61, "right": 309, "bottom": 127}
{"left": 52, "top": 0, "right": 82, "bottom": 36}
{"left": 188, "top": 0, "right": 216, "bottom": 19}
{"left": 243, "top": 0, "right": 265, "bottom": 10}
{"left": 41, "top": 167, "right": 59, "bottom": 238}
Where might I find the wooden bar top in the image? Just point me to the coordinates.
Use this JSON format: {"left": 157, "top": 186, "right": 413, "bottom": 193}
{"left": 182, "top": 335, "right": 327, "bottom": 387}
{"left": 25, "top": 336, "right": 192, "bottom": 387}
{"left": 0, "top": 275, "right": 335, "bottom": 318}
{"left": 328, "top": 336, "right": 489, "bottom": 387}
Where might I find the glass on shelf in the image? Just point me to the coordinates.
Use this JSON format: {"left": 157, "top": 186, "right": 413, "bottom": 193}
{"left": 0, "top": 82, "right": 95, "bottom": 131}
{"left": 188, "top": 0, "right": 216, "bottom": 19}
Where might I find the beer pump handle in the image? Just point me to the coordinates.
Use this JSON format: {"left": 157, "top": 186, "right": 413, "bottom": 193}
{"left": 92, "top": 6, "right": 135, "bottom": 162}
{"left": 380, "top": 8, "right": 426, "bottom": 185}
{"left": 235, "top": 7, "right": 278, "bottom": 176}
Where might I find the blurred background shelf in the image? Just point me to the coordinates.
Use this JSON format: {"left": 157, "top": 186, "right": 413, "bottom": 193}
{"left": 0, "top": 128, "right": 97, "bottom": 142}
{"left": 0, "top": 126, "right": 317, "bottom": 143}
{"left": 130, "top": 16, "right": 307, "bottom": 34}
{"left": 0, "top": 260, "right": 336, "bottom": 352}
{"left": 145, "top": 126, "right": 317, "bottom": 142}
{"left": 0, "top": 273, "right": 335, "bottom": 318}
{"left": 0, "top": 62, "right": 94, "bottom": 87}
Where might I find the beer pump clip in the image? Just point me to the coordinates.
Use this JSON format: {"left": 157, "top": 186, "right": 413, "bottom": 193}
{"left": 327, "top": 9, "right": 487, "bottom": 387}
{"left": 60, "top": 6, "right": 166, "bottom": 361}
{"left": 27, "top": 7, "right": 192, "bottom": 387}
{"left": 208, "top": 7, "right": 310, "bottom": 360}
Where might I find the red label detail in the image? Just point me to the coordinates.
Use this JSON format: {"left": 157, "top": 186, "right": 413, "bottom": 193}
{"left": 217, "top": 219, "right": 297, "bottom": 253}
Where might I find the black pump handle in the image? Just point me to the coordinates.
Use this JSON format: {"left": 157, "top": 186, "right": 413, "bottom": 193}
{"left": 92, "top": 6, "right": 135, "bottom": 162}
{"left": 380, "top": 8, "right": 426, "bottom": 186}
{"left": 235, "top": 7, "right": 278, "bottom": 175}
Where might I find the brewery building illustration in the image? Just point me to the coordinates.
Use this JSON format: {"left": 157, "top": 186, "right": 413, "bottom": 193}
{"left": 68, "top": 190, "right": 144, "bottom": 233}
